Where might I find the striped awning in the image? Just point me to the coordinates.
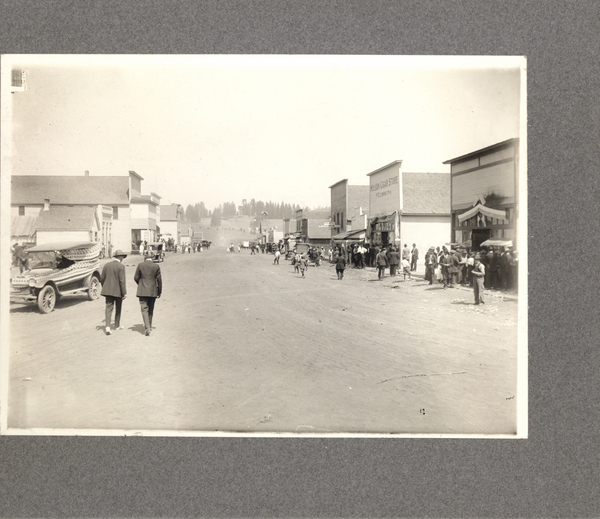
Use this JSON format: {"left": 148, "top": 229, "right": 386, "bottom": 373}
{"left": 458, "top": 204, "right": 508, "bottom": 223}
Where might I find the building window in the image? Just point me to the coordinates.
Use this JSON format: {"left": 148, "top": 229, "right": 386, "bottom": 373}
{"left": 341, "top": 211, "right": 344, "bottom": 231}
{"left": 19, "top": 206, "right": 25, "bottom": 215}
{"left": 112, "top": 206, "right": 119, "bottom": 220}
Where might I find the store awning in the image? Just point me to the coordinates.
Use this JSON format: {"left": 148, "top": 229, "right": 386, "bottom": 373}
{"left": 370, "top": 213, "right": 396, "bottom": 225}
{"left": 458, "top": 204, "right": 508, "bottom": 223}
{"left": 332, "top": 229, "right": 366, "bottom": 241}
{"left": 480, "top": 239, "right": 513, "bottom": 248}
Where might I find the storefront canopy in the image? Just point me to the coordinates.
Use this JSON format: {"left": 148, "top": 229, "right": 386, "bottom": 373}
{"left": 332, "top": 229, "right": 366, "bottom": 241}
{"left": 480, "top": 239, "right": 513, "bottom": 248}
{"left": 458, "top": 203, "right": 508, "bottom": 223}
{"left": 370, "top": 213, "right": 396, "bottom": 225}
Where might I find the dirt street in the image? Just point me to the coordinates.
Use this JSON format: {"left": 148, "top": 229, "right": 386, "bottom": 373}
{"left": 8, "top": 248, "right": 519, "bottom": 435}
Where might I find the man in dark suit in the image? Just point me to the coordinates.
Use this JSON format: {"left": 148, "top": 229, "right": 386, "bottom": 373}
{"left": 100, "top": 249, "right": 128, "bottom": 335}
{"left": 410, "top": 243, "right": 419, "bottom": 271}
{"left": 134, "top": 256, "right": 162, "bottom": 336}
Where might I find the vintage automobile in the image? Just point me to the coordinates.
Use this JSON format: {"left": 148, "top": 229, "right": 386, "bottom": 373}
{"left": 294, "top": 243, "right": 322, "bottom": 266}
{"left": 10, "top": 241, "right": 102, "bottom": 314}
{"left": 144, "top": 242, "right": 166, "bottom": 262}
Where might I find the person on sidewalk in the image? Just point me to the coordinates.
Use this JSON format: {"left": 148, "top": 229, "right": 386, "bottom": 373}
{"left": 472, "top": 254, "right": 486, "bottom": 305}
{"left": 402, "top": 244, "right": 411, "bottom": 265}
{"left": 134, "top": 255, "right": 162, "bottom": 336}
{"left": 100, "top": 249, "right": 128, "bottom": 335}
{"left": 410, "top": 243, "right": 419, "bottom": 271}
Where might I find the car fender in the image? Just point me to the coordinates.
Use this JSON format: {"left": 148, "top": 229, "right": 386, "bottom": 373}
{"left": 84, "top": 270, "right": 101, "bottom": 288}
{"left": 35, "top": 280, "right": 59, "bottom": 297}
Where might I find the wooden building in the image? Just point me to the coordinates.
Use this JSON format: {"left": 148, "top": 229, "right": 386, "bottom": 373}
{"left": 366, "top": 161, "right": 451, "bottom": 250}
{"left": 443, "top": 138, "right": 519, "bottom": 250}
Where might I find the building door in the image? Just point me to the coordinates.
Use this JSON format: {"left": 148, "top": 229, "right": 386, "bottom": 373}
{"left": 471, "top": 229, "right": 491, "bottom": 250}
{"left": 381, "top": 232, "right": 390, "bottom": 247}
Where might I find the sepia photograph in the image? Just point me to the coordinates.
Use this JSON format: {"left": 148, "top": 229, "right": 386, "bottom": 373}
{"left": 1, "top": 54, "right": 527, "bottom": 437}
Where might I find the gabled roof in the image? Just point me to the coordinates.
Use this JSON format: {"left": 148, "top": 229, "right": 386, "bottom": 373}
{"left": 402, "top": 173, "right": 451, "bottom": 214}
{"left": 12, "top": 176, "right": 130, "bottom": 205}
{"left": 35, "top": 206, "right": 98, "bottom": 231}
{"left": 160, "top": 204, "right": 181, "bottom": 221}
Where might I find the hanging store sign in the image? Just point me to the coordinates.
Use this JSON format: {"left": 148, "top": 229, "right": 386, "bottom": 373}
{"left": 376, "top": 220, "right": 394, "bottom": 232}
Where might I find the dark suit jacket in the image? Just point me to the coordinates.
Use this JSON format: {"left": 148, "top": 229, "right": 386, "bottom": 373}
{"left": 100, "top": 260, "right": 127, "bottom": 298}
{"left": 134, "top": 259, "right": 162, "bottom": 297}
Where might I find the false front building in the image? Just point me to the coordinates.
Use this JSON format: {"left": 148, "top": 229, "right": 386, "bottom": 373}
{"left": 366, "top": 161, "right": 451, "bottom": 250}
{"left": 443, "top": 138, "right": 519, "bottom": 250}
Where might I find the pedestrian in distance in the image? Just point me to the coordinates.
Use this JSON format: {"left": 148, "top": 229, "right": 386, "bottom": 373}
{"left": 472, "top": 253, "right": 486, "bottom": 305}
{"left": 273, "top": 249, "right": 281, "bottom": 264}
{"left": 410, "top": 243, "right": 419, "bottom": 271}
{"left": 424, "top": 247, "right": 437, "bottom": 285}
{"left": 335, "top": 250, "right": 346, "bottom": 280}
{"left": 299, "top": 254, "right": 308, "bottom": 278}
{"left": 134, "top": 254, "right": 162, "bottom": 336}
{"left": 376, "top": 248, "right": 388, "bottom": 280}
{"left": 402, "top": 257, "right": 411, "bottom": 280}
{"left": 100, "top": 249, "right": 128, "bottom": 336}
{"left": 402, "top": 244, "right": 411, "bottom": 264}
{"left": 389, "top": 246, "right": 400, "bottom": 276}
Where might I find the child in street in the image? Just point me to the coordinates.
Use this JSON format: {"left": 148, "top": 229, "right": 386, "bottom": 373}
{"left": 402, "top": 258, "right": 411, "bottom": 280}
{"left": 299, "top": 254, "right": 308, "bottom": 278}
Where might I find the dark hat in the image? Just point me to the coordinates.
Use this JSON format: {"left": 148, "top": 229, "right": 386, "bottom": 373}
{"left": 113, "top": 249, "right": 127, "bottom": 258}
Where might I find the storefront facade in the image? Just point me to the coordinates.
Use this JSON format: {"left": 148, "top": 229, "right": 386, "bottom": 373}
{"left": 366, "top": 161, "right": 451, "bottom": 250}
{"left": 367, "top": 161, "right": 401, "bottom": 247}
{"left": 444, "top": 138, "right": 519, "bottom": 250}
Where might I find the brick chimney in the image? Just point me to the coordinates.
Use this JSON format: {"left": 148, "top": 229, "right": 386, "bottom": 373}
{"left": 85, "top": 170, "right": 90, "bottom": 176}
{"left": 43, "top": 198, "right": 50, "bottom": 211}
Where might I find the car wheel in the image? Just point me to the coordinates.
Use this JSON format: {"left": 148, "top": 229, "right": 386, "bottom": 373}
{"left": 88, "top": 274, "right": 101, "bottom": 300}
{"left": 37, "top": 285, "right": 56, "bottom": 313}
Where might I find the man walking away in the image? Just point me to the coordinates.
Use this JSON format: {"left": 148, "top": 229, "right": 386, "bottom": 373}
{"left": 410, "top": 243, "right": 419, "bottom": 271}
{"left": 274, "top": 249, "right": 281, "bottom": 265}
{"left": 299, "top": 254, "right": 308, "bottom": 278}
{"left": 335, "top": 250, "right": 346, "bottom": 280}
{"left": 100, "top": 249, "right": 128, "bottom": 335}
{"left": 472, "top": 253, "right": 486, "bottom": 305}
{"left": 389, "top": 247, "right": 400, "bottom": 276}
{"left": 134, "top": 255, "right": 162, "bottom": 336}
{"left": 376, "top": 248, "right": 388, "bottom": 280}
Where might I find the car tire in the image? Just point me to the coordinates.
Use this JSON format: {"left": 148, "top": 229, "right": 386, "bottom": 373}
{"left": 37, "top": 285, "right": 56, "bottom": 313}
{"left": 88, "top": 274, "right": 101, "bottom": 301}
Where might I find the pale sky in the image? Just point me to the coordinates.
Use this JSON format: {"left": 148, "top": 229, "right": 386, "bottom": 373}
{"left": 3, "top": 55, "right": 524, "bottom": 211}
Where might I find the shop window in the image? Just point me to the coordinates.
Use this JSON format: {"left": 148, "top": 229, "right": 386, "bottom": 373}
{"left": 19, "top": 206, "right": 25, "bottom": 215}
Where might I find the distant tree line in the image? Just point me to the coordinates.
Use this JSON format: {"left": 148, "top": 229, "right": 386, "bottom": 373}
{"left": 184, "top": 199, "right": 330, "bottom": 228}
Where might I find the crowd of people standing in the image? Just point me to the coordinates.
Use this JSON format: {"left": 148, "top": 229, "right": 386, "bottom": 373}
{"left": 326, "top": 241, "right": 518, "bottom": 292}
{"left": 423, "top": 245, "right": 518, "bottom": 291}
